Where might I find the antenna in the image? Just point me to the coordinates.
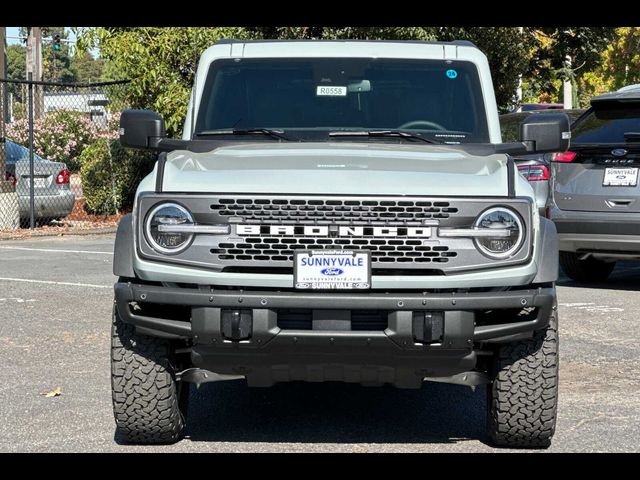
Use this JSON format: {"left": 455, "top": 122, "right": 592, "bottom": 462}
{"left": 190, "top": 29, "right": 199, "bottom": 140}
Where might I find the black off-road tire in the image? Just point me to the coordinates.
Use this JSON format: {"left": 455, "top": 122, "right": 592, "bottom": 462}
{"left": 487, "top": 305, "right": 559, "bottom": 448}
{"left": 559, "top": 251, "right": 615, "bottom": 282}
{"left": 111, "top": 305, "right": 188, "bottom": 444}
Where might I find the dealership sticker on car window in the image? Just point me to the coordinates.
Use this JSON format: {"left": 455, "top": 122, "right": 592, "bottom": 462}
{"left": 316, "top": 86, "right": 347, "bottom": 96}
{"left": 603, "top": 167, "right": 639, "bottom": 187}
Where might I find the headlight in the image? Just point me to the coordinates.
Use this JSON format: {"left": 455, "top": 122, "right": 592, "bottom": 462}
{"left": 473, "top": 207, "right": 524, "bottom": 259}
{"left": 145, "top": 203, "right": 194, "bottom": 254}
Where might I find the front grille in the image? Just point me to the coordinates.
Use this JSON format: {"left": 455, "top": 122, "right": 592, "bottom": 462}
{"left": 213, "top": 237, "right": 457, "bottom": 264}
{"left": 277, "top": 309, "right": 388, "bottom": 330}
{"left": 210, "top": 198, "right": 459, "bottom": 225}
{"left": 137, "top": 193, "right": 534, "bottom": 274}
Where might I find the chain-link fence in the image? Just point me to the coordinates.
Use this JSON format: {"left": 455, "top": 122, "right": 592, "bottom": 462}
{"left": 0, "top": 78, "right": 153, "bottom": 236}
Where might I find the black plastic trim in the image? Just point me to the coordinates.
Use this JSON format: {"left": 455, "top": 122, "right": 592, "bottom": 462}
{"left": 532, "top": 217, "right": 559, "bottom": 284}
{"left": 507, "top": 155, "right": 516, "bottom": 197}
{"left": 112, "top": 214, "right": 135, "bottom": 278}
{"left": 114, "top": 282, "right": 555, "bottom": 343}
{"left": 555, "top": 220, "right": 640, "bottom": 236}
{"left": 155, "top": 152, "right": 167, "bottom": 193}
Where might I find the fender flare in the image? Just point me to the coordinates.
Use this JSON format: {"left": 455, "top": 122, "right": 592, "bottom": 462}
{"left": 113, "top": 214, "right": 136, "bottom": 278}
{"left": 532, "top": 217, "right": 559, "bottom": 284}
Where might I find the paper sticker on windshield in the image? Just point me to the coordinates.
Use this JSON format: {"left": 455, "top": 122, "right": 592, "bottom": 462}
{"left": 316, "top": 86, "right": 347, "bottom": 96}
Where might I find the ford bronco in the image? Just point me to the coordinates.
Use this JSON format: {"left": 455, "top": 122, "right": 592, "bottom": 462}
{"left": 112, "top": 39, "right": 568, "bottom": 447}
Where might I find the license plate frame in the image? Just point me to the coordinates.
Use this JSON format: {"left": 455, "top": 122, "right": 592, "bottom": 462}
{"left": 603, "top": 167, "right": 639, "bottom": 187}
{"left": 23, "top": 177, "right": 48, "bottom": 189}
{"left": 294, "top": 250, "right": 371, "bottom": 290}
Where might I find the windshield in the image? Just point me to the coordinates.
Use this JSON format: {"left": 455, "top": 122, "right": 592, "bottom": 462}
{"left": 572, "top": 104, "right": 640, "bottom": 144}
{"left": 195, "top": 57, "right": 490, "bottom": 143}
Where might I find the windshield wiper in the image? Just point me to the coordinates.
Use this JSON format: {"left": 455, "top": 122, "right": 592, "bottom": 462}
{"left": 328, "top": 130, "right": 438, "bottom": 144}
{"left": 624, "top": 132, "right": 640, "bottom": 142}
{"left": 197, "top": 128, "right": 289, "bottom": 141}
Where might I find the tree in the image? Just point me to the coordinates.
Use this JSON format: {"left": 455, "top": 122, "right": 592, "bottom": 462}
{"left": 6, "top": 44, "right": 27, "bottom": 112}
{"left": 523, "top": 27, "right": 617, "bottom": 106}
{"left": 600, "top": 27, "right": 640, "bottom": 89}
{"left": 70, "top": 51, "right": 105, "bottom": 84}
{"left": 76, "top": 27, "right": 255, "bottom": 137}
{"left": 19, "top": 27, "right": 76, "bottom": 82}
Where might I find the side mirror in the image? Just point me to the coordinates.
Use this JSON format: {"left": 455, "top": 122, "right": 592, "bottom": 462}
{"left": 119, "top": 109, "right": 165, "bottom": 150}
{"left": 519, "top": 113, "right": 571, "bottom": 153}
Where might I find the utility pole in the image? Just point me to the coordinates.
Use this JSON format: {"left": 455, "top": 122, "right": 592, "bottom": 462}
{"left": 563, "top": 53, "right": 573, "bottom": 109}
{"left": 516, "top": 27, "right": 524, "bottom": 110}
{"left": 0, "top": 26, "right": 20, "bottom": 230}
{"left": 26, "top": 27, "right": 43, "bottom": 118}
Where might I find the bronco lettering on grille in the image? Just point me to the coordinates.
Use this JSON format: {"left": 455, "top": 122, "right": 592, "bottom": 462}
{"left": 236, "top": 225, "right": 432, "bottom": 237}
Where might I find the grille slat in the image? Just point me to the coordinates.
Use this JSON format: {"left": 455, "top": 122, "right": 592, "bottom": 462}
{"left": 213, "top": 236, "right": 456, "bottom": 264}
{"left": 210, "top": 197, "right": 458, "bottom": 223}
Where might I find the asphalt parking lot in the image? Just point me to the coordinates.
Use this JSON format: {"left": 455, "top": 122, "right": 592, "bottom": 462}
{"left": 0, "top": 233, "right": 638, "bottom": 452}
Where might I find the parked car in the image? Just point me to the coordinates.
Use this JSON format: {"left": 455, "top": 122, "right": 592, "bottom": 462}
{"left": 548, "top": 85, "right": 640, "bottom": 281}
{"left": 520, "top": 103, "right": 565, "bottom": 112}
{"left": 3, "top": 138, "right": 75, "bottom": 223}
{"left": 500, "top": 109, "right": 585, "bottom": 213}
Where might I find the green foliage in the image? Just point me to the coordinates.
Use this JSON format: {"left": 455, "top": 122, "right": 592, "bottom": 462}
{"left": 600, "top": 27, "right": 640, "bottom": 89}
{"left": 5, "top": 109, "right": 99, "bottom": 171}
{"left": 79, "top": 139, "right": 156, "bottom": 215}
{"left": 524, "top": 27, "right": 617, "bottom": 104}
{"left": 6, "top": 44, "right": 27, "bottom": 103}
{"left": 76, "top": 27, "right": 256, "bottom": 137}
{"left": 76, "top": 26, "right": 634, "bottom": 126}
{"left": 70, "top": 51, "right": 105, "bottom": 83}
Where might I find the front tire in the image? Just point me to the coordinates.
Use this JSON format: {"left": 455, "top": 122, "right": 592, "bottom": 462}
{"left": 111, "top": 304, "right": 187, "bottom": 444}
{"left": 486, "top": 305, "right": 559, "bottom": 448}
{"left": 560, "top": 251, "right": 615, "bottom": 282}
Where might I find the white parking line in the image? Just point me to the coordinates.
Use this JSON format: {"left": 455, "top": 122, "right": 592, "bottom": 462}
{"left": 0, "top": 246, "right": 113, "bottom": 255}
{"left": 0, "top": 277, "right": 112, "bottom": 289}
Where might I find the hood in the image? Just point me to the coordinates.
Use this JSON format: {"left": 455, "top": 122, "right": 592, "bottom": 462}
{"left": 161, "top": 142, "right": 509, "bottom": 197}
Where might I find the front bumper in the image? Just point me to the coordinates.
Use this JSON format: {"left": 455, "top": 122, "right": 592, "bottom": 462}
{"left": 549, "top": 206, "right": 640, "bottom": 254}
{"left": 114, "top": 282, "right": 556, "bottom": 388}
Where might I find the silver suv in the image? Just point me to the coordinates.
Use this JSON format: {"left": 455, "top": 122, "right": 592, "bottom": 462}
{"left": 550, "top": 85, "right": 640, "bottom": 281}
{"left": 112, "top": 39, "right": 569, "bottom": 448}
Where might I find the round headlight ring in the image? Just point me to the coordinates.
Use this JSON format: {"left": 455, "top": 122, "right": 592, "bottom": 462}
{"left": 473, "top": 207, "right": 525, "bottom": 259}
{"left": 144, "top": 202, "right": 195, "bottom": 254}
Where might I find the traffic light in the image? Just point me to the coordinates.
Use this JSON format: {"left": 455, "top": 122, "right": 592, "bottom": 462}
{"left": 53, "top": 34, "right": 61, "bottom": 51}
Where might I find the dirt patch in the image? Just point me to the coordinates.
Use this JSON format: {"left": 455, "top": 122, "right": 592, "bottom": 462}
{"left": 0, "top": 198, "right": 124, "bottom": 239}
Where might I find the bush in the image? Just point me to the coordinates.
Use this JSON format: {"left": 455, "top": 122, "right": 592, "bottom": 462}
{"left": 6, "top": 109, "right": 99, "bottom": 172}
{"left": 79, "top": 139, "right": 156, "bottom": 215}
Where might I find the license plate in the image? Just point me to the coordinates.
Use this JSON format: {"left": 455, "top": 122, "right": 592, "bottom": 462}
{"left": 603, "top": 167, "right": 639, "bottom": 186}
{"left": 294, "top": 250, "right": 371, "bottom": 290}
{"left": 24, "top": 177, "right": 48, "bottom": 189}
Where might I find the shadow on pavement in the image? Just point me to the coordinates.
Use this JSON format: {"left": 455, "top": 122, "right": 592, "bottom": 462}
{"left": 558, "top": 262, "right": 640, "bottom": 292}
{"left": 182, "top": 380, "right": 487, "bottom": 446}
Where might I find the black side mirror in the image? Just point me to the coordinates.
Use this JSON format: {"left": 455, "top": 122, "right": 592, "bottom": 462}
{"left": 119, "top": 109, "right": 165, "bottom": 150}
{"left": 519, "top": 113, "right": 571, "bottom": 153}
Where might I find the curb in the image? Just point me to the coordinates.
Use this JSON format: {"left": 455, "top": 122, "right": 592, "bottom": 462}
{"left": 0, "top": 226, "right": 117, "bottom": 241}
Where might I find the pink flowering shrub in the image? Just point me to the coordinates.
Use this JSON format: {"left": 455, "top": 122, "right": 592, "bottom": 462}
{"left": 6, "top": 109, "right": 102, "bottom": 172}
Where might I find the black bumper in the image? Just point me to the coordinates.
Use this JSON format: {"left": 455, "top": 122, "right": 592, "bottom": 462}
{"left": 114, "top": 282, "right": 556, "bottom": 388}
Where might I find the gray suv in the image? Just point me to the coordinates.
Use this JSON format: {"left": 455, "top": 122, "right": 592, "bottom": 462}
{"left": 550, "top": 85, "right": 640, "bottom": 281}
